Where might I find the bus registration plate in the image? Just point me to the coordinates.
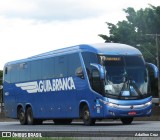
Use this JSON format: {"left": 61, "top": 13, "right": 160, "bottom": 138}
{"left": 128, "top": 111, "right": 136, "bottom": 115}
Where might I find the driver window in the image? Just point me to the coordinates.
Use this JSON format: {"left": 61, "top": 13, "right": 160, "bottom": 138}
{"left": 82, "top": 52, "right": 103, "bottom": 94}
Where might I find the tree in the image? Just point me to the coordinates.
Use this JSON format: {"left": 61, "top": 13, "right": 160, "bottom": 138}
{"left": 0, "top": 70, "right": 2, "bottom": 85}
{"left": 99, "top": 5, "right": 160, "bottom": 65}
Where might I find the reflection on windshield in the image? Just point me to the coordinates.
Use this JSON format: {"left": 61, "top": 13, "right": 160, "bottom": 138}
{"left": 99, "top": 55, "right": 148, "bottom": 99}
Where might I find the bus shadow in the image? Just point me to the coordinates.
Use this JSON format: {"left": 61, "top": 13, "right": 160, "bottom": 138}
{"left": 7, "top": 120, "right": 147, "bottom": 126}
{"left": 42, "top": 121, "right": 146, "bottom": 126}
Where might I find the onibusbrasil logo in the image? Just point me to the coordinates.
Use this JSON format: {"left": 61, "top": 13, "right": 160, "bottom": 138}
{"left": 15, "top": 77, "right": 76, "bottom": 93}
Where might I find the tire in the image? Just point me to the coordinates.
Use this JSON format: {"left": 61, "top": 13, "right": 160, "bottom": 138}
{"left": 53, "top": 119, "right": 72, "bottom": 125}
{"left": 82, "top": 106, "right": 96, "bottom": 126}
{"left": 121, "top": 117, "right": 133, "bottom": 125}
{"left": 26, "top": 107, "right": 36, "bottom": 125}
{"left": 17, "top": 107, "right": 27, "bottom": 125}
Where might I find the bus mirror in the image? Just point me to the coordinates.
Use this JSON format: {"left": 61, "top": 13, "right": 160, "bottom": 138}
{"left": 90, "top": 63, "right": 105, "bottom": 79}
{"left": 146, "top": 63, "right": 158, "bottom": 78}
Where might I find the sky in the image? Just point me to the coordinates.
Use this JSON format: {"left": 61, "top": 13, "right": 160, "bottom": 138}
{"left": 0, "top": 0, "right": 160, "bottom": 70}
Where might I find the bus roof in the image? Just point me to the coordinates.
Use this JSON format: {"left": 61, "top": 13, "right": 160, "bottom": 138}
{"left": 5, "top": 43, "right": 142, "bottom": 66}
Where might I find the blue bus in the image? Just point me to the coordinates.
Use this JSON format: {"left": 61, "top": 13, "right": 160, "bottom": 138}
{"left": 3, "top": 43, "right": 158, "bottom": 125}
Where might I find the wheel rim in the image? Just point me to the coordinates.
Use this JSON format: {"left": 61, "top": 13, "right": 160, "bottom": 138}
{"left": 27, "top": 114, "right": 31, "bottom": 122}
{"left": 83, "top": 110, "right": 90, "bottom": 121}
{"left": 19, "top": 111, "right": 24, "bottom": 122}
{"left": 27, "top": 110, "right": 32, "bottom": 123}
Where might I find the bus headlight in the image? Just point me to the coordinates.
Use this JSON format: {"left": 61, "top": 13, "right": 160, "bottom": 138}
{"left": 107, "top": 102, "right": 118, "bottom": 108}
{"left": 144, "top": 101, "right": 152, "bottom": 106}
{"left": 100, "top": 100, "right": 119, "bottom": 108}
{"left": 106, "top": 102, "right": 118, "bottom": 108}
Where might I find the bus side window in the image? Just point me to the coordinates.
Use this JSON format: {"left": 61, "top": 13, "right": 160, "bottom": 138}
{"left": 68, "top": 53, "right": 84, "bottom": 78}
{"left": 4, "top": 66, "right": 11, "bottom": 83}
{"left": 82, "top": 52, "right": 99, "bottom": 80}
{"left": 10, "top": 64, "right": 20, "bottom": 83}
{"left": 19, "top": 62, "right": 30, "bottom": 82}
{"left": 82, "top": 52, "right": 103, "bottom": 94}
{"left": 55, "top": 55, "right": 68, "bottom": 78}
{"left": 30, "top": 60, "right": 42, "bottom": 80}
{"left": 75, "top": 67, "right": 84, "bottom": 79}
{"left": 42, "top": 57, "right": 55, "bottom": 79}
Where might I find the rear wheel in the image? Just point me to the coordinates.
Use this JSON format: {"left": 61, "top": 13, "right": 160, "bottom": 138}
{"left": 26, "top": 107, "right": 42, "bottom": 125}
{"left": 121, "top": 117, "right": 133, "bottom": 125}
{"left": 53, "top": 119, "right": 72, "bottom": 125}
{"left": 26, "top": 107, "right": 34, "bottom": 125}
{"left": 17, "top": 107, "right": 27, "bottom": 125}
{"left": 82, "top": 106, "right": 96, "bottom": 126}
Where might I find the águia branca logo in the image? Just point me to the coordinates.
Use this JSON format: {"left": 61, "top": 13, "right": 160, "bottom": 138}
{"left": 15, "top": 77, "right": 76, "bottom": 93}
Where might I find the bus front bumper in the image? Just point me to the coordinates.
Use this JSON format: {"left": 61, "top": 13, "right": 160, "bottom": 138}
{"left": 103, "top": 100, "right": 152, "bottom": 118}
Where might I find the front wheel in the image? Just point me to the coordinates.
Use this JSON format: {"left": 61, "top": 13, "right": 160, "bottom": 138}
{"left": 120, "top": 117, "right": 133, "bottom": 125}
{"left": 82, "top": 106, "right": 96, "bottom": 126}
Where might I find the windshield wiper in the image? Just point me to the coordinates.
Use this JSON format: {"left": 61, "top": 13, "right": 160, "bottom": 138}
{"left": 118, "top": 73, "right": 142, "bottom": 99}
{"left": 130, "top": 80, "right": 143, "bottom": 97}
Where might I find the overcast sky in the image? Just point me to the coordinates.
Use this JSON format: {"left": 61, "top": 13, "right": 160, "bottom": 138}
{"left": 0, "top": 0, "right": 159, "bottom": 69}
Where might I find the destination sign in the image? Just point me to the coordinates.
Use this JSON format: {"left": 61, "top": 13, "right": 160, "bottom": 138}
{"left": 105, "top": 57, "right": 121, "bottom": 61}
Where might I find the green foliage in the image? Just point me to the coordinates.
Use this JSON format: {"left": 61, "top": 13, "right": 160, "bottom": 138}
{"left": 0, "top": 70, "right": 2, "bottom": 85}
{"left": 99, "top": 5, "right": 160, "bottom": 65}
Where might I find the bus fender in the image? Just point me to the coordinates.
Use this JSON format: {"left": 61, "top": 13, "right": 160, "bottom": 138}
{"left": 79, "top": 100, "right": 92, "bottom": 117}
{"left": 25, "top": 103, "right": 34, "bottom": 116}
{"left": 17, "top": 103, "right": 25, "bottom": 112}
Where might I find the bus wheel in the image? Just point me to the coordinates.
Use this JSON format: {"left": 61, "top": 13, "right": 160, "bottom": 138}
{"left": 26, "top": 107, "right": 35, "bottom": 125}
{"left": 53, "top": 119, "right": 72, "bottom": 125}
{"left": 17, "top": 107, "right": 27, "bottom": 125}
{"left": 82, "top": 106, "right": 96, "bottom": 126}
{"left": 121, "top": 117, "right": 133, "bottom": 125}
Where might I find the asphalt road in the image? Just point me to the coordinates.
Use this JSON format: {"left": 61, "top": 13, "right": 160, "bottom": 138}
{"left": 0, "top": 121, "right": 160, "bottom": 137}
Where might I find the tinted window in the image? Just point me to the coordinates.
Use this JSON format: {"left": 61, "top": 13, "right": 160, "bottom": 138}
{"left": 55, "top": 55, "right": 68, "bottom": 78}
{"left": 10, "top": 64, "right": 20, "bottom": 83}
{"left": 30, "top": 60, "right": 42, "bottom": 80}
{"left": 82, "top": 52, "right": 102, "bottom": 94}
{"left": 82, "top": 52, "right": 99, "bottom": 77}
{"left": 125, "top": 55, "right": 145, "bottom": 66}
{"left": 68, "top": 53, "right": 82, "bottom": 76}
{"left": 4, "top": 66, "right": 11, "bottom": 83}
{"left": 42, "top": 57, "right": 54, "bottom": 79}
{"left": 19, "top": 63, "right": 30, "bottom": 82}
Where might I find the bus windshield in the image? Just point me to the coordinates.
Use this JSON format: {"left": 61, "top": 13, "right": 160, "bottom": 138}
{"left": 99, "top": 55, "right": 149, "bottom": 99}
